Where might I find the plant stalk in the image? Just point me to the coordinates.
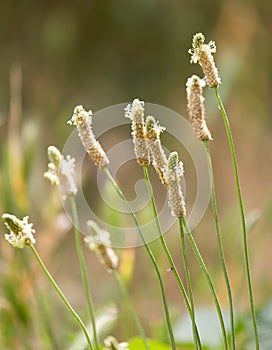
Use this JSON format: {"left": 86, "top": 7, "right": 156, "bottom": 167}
{"left": 112, "top": 269, "right": 150, "bottom": 350}
{"left": 204, "top": 140, "right": 236, "bottom": 350}
{"left": 103, "top": 166, "right": 176, "bottom": 350}
{"left": 214, "top": 88, "right": 259, "bottom": 349}
{"left": 69, "top": 197, "right": 99, "bottom": 350}
{"left": 142, "top": 166, "right": 202, "bottom": 349}
{"left": 181, "top": 218, "right": 229, "bottom": 350}
{"left": 30, "top": 245, "right": 93, "bottom": 350}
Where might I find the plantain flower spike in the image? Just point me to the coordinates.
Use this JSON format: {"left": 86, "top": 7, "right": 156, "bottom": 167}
{"left": 2, "top": 213, "right": 36, "bottom": 248}
{"left": 125, "top": 99, "right": 150, "bottom": 166}
{"left": 44, "top": 146, "right": 78, "bottom": 200}
{"left": 146, "top": 115, "right": 168, "bottom": 187}
{"left": 68, "top": 105, "right": 109, "bottom": 168}
{"left": 84, "top": 220, "right": 119, "bottom": 272}
{"left": 189, "top": 32, "right": 221, "bottom": 88}
{"left": 167, "top": 152, "right": 186, "bottom": 218}
{"left": 103, "top": 336, "right": 129, "bottom": 350}
{"left": 186, "top": 75, "right": 212, "bottom": 141}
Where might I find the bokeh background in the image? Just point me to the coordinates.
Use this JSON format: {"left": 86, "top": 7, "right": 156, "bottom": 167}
{"left": 0, "top": 0, "right": 272, "bottom": 349}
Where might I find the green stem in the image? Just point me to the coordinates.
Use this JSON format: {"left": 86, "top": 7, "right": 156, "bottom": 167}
{"left": 112, "top": 269, "right": 150, "bottom": 350}
{"left": 69, "top": 197, "right": 99, "bottom": 350}
{"left": 181, "top": 218, "right": 229, "bottom": 350}
{"left": 103, "top": 166, "right": 176, "bottom": 350}
{"left": 214, "top": 88, "right": 259, "bottom": 350}
{"left": 142, "top": 166, "right": 202, "bottom": 349}
{"left": 204, "top": 140, "right": 236, "bottom": 350}
{"left": 178, "top": 217, "right": 201, "bottom": 350}
{"left": 30, "top": 245, "right": 93, "bottom": 350}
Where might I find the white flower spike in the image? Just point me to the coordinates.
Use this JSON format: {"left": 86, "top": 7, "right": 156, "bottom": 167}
{"left": 189, "top": 32, "right": 221, "bottom": 88}
{"left": 2, "top": 213, "right": 36, "bottom": 248}
{"left": 44, "top": 146, "right": 78, "bottom": 200}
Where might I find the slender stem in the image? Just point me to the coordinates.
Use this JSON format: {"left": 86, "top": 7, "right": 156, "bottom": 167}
{"left": 178, "top": 217, "right": 200, "bottom": 350}
{"left": 142, "top": 166, "right": 202, "bottom": 349}
{"left": 181, "top": 218, "right": 229, "bottom": 350}
{"left": 69, "top": 197, "right": 99, "bottom": 350}
{"left": 112, "top": 269, "right": 150, "bottom": 350}
{"left": 103, "top": 166, "right": 176, "bottom": 350}
{"left": 214, "top": 88, "right": 259, "bottom": 349}
{"left": 204, "top": 141, "right": 236, "bottom": 350}
{"left": 30, "top": 245, "right": 93, "bottom": 350}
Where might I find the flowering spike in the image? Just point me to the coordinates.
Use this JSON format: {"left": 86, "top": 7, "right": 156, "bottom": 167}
{"left": 68, "top": 105, "right": 109, "bottom": 168}
{"left": 84, "top": 221, "right": 119, "bottom": 272}
{"left": 167, "top": 152, "right": 186, "bottom": 218}
{"left": 103, "top": 336, "right": 129, "bottom": 350}
{"left": 2, "top": 213, "right": 36, "bottom": 248}
{"left": 189, "top": 32, "right": 221, "bottom": 88}
{"left": 186, "top": 75, "right": 212, "bottom": 141}
{"left": 125, "top": 99, "right": 150, "bottom": 166}
{"left": 44, "top": 146, "right": 78, "bottom": 200}
{"left": 146, "top": 115, "right": 168, "bottom": 187}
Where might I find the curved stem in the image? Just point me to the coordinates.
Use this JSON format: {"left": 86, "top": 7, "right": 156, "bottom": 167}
{"left": 142, "top": 166, "right": 202, "bottom": 349}
{"left": 178, "top": 217, "right": 201, "bottom": 350}
{"left": 103, "top": 166, "right": 176, "bottom": 350}
{"left": 204, "top": 141, "right": 236, "bottom": 350}
{"left": 214, "top": 88, "right": 259, "bottom": 350}
{"left": 112, "top": 269, "right": 150, "bottom": 350}
{"left": 69, "top": 197, "right": 99, "bottom": 350}
{"left": 181, "top": 218, "right": 229, "bottom": 350}
{"left": 30, "top": 245, "right": 93, "bottom": 350}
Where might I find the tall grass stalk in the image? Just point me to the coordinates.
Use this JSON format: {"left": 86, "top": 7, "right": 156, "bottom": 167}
{"left": 214, "top": 88, "right": 259, "bottom": 350}
{"left": 178, "top": 218, "right": 201, "bottom": 350}
{"left": 142, "top": 166, "right": 202, "bottom": 349}
{"left": 103, "top": 166, "right": 176, "bottom": 350}
{"left": 30, "top": 245, "right": 94, "bottom": 350}
{"left": 69, "top": 197, "right": 99, "bottom": 350}
{"left": 112, "top": 269, "right": 150, "bottom": 350}
{"left": 204, "top": 140, "right": 236, "bottom": 350}
{"left": 181, "top": 218, "right": 229, "bottom": 350}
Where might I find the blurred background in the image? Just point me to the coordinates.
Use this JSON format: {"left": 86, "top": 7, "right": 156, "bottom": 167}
{"left": 0, "top": 0, "right": 272, "bottom": 349}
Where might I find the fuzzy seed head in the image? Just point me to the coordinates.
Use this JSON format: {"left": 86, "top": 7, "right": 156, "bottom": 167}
{"left": 2, "top": 214, "right": 36, "bottom": 248}
{"left": 189, "top": 33, "right": 221, "bottom": 88}
{"left": 125, "top": 99, "right": 150, "bottom": 166}
{"left": 186, "top": 75, "right": 212, "bottom": 141}
{"left": 68, "top": 105, "right": 109, "bottom": 168}
{"left": 167, "top": 152, "right": 186, "bottom": 218}
{"left": 85, "top": 220, "right": 119, "bottom": 272}
{"left": 146, "top": 116, "right": 168, "bottom": 187}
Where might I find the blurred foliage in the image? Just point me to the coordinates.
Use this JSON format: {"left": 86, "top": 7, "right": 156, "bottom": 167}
{"left": 1, "top": 0, "right": 272, "bottom": 349}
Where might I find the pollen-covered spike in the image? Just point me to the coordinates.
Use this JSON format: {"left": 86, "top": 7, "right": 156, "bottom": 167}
{"left": 125, "top": 99, "right": 150, "bottom": 166}
{"left": 186, "top": 75, "right": 212, "bottom": 141}
{"left": 44, "top": 146, "right": 78, "bottom": 200}
{"left": 167, "top": 152, "right": 186, "bottom": 218}
{"left": 68, "top": 105, "right": 109, "bottom": 168}
{"left": 85, "top": 220, "right": 119, "bottom": 272}
{"left": 189, "top": 32, "right": 221, "bottom": 88}
{"left": 2, "top": 213, "right": 36, "bottom": 248}
{"left": 145, "top": 115, "right": 168, "bottom": 187}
